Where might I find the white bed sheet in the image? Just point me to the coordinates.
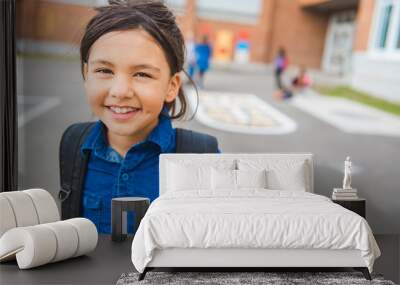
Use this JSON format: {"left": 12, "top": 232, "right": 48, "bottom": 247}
{"left": 131, "top": 190, "right": 380, "bottom": 273}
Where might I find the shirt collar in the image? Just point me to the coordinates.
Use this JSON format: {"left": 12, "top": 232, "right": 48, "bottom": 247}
{"left": 146, "top": 113, "right": 175, "bottom": 153}
{"left": 80, "top": 113, "right": 175, "bottom": 155}
{"left": 80, "top": 120, "right": 105, "bottom": 155}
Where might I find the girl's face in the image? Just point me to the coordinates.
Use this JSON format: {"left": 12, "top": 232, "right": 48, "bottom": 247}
{"left": 83, "top": 29, "right": 180, "bottom": 140}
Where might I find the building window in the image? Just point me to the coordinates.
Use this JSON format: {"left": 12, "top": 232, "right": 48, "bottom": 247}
{"left": 375, "top": 2, "right": 393, "bottom": 48}
{"left": 372, "top": 0, "right": 400, "bottom": 53}
{"left": 396, "top": 12, "right": 400, "bottom": 49}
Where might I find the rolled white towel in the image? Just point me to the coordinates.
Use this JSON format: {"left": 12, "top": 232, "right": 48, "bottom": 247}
{"left": 0, "top": 191, "right": 39, "bottom": 228}
{"left": 0, "top": 196, "right": 17, "bottom": 237}
{"left": 65, "top": 218, "right": 98, "bottom": 257}
{"left": 42, "top": 221, "right": 79, "bottom": 262}
{"left": 0, "top": 218, "right": 98, "bottom": 269}
{"left": 23, "top": 189, "right": 60, "bottom": 223}
{"left": 0, "top": 189, "right": 60, "bottom": 238}
{"left": 0, "top": 225, "right": 57, "bottom": 268}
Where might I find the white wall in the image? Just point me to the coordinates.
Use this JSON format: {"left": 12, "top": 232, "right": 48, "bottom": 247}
{"left": 351, "top": 0, "right": 400, "bottom": 103}
{"left": 351, "top": 52, "right": 400, "bottom": 103}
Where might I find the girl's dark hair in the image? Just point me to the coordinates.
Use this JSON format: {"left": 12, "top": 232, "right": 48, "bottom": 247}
{"left": 80, "top": 0, "right": 191, "bottom": 119}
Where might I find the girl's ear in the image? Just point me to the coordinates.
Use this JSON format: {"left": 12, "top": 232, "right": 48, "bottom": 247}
{"left": 165, "top": 73, "right": 181, "bottom": 103}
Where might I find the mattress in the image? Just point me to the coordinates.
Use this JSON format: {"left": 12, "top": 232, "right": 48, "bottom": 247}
{"left": 131, "top": 190, "right": 380, "bottom": 273}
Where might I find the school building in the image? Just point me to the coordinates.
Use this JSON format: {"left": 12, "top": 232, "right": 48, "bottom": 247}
{"left": 16, "top": 0, "right": 400, "bottom": 102}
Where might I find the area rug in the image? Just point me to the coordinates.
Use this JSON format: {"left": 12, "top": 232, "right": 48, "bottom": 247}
{"left": 116, "top": 271, "right": 396, "bottom": 285}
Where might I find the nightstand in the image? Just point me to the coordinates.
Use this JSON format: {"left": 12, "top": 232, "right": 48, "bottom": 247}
{"left": 332, "top": 198, "right": 366, "bottom": 218}
{"left": 111, "top": 197, "right": 150, "bottom": 242}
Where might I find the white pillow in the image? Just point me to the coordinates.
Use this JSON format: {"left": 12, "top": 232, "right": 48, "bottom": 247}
{"left": 269, "top": 167, "right": 306, "bottom": 191}
{"left": 237, "top": 159, "right": 308, "bottom": 191}
{"left": 167, "top": 162, "right": 211, "bottom": 191}
{"left": 236, "top": 169, "right": 268, "bottom": 189}
{"left": 211, "top": 168, "right": 236, "bottom": 190}
{"left": 211, "top": 169, "right": 268, "bottom": 190}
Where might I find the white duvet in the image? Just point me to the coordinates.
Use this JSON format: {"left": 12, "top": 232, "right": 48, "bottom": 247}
{"left": 131, "top": 190, "right": 380, "bottom": 273}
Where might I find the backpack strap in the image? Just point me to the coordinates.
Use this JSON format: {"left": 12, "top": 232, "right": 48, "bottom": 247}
{"left": 175, "top": 128, "right": 219, "bottom": 153}
{"left": 58, "top": 122, "right": 95, "bottom": 220}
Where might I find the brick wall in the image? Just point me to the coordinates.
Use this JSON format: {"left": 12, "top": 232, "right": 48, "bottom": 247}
{"left": 354, "top": 0, "right": 375, "bottom": 51}
{"left": 192, "top": 0, "right": 275, "bottom": 63}
{"left": 16, "top": 0, "right": 333, "bottom": 68}
{"left": 299, "top": 0, "right": 330, "bottom": 6}
{"left": 17, "top": 0, "right": 95, "bottom": 45}
{"left": 268, "top": 0, "right": 330, "bottom": 68}
{"left": 189, "top": 0, "right": 329, "bottom": 67}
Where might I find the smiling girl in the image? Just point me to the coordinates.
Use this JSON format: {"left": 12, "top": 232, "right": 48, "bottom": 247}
{"left": 58, "top": 0, "right": 220, "bottom": 234}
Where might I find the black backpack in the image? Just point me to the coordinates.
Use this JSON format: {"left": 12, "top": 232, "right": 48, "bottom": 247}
{"left": 58, "top": 122, "right": 219, "bottom": 220}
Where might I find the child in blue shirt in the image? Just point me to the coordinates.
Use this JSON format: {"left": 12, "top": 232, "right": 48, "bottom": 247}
{"left": 195, "top": 35, "right": 212, "bottom": 89}
{"left": 67, "top": 0, "right": 219, "bottom": 233}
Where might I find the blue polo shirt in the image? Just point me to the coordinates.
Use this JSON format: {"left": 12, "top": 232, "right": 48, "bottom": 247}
{"left": 80, "top": 114, "right": 176, "bottom": 234}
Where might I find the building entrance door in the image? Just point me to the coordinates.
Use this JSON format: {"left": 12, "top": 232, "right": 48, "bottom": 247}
{"left": 322, "top": 11, "right": 356, "bottom": 76}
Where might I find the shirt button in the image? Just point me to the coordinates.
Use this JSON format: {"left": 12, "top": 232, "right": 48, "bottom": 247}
{"left": 121, "top": 173, "right": 129, "bottom": 181}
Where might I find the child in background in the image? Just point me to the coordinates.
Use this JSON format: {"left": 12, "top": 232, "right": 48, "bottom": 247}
{"left": 195, "top": 35, "right": 212, "bottom": 89}
{"left": 274, "top": 47, "right": 289, "bottom": 89}
{"left": 185, "top": 32, "right": 197, "bottom": 80}
{"left": 61, "top": 0, "right": 220, "bottom": 234}
{"left": 273, "top": 66, "right": 312, "bottom": 100}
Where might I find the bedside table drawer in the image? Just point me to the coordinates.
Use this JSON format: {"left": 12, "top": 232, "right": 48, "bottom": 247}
{"left": 332, "top": 199, "right": 366, "bottom": 218}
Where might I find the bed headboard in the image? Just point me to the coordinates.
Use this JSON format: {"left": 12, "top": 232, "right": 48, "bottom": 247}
{"left": 159, "top": 153, "right": 314, "bottom": 195}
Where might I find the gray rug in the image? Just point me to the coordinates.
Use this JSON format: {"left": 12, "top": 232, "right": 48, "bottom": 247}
{"left": 116, "top": 271, "right": 396, "bottom": 285}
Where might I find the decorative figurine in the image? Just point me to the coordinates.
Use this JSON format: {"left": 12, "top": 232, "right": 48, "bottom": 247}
{"left": 343, "top": 156, "right": 352, "bottom": 190}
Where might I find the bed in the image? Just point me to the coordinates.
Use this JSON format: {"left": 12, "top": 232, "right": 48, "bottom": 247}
{"left": 131, "top": 154, "right": 380, "bottom": 280}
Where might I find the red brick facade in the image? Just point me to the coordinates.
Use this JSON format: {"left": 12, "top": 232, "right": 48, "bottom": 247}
{"left": 16, "top": 0, "right": 374, "bottom": 69}
{"left": 17, "top": 1, "right": 95, "bottom": 45}
{"left": 354, "top": 0, "right": 375, "bottom": 51}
